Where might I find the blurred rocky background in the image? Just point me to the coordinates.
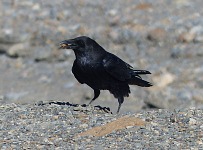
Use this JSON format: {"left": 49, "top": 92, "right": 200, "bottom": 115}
{"left": 0, "top": 0, "right": 202, "bottom": 113}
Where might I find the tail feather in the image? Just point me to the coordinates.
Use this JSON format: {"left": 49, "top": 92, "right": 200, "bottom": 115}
{"left": 128, "top": 76, "right": 153, "bottom": 87}
{"left": 132, "top": 70, "right": 151, "bottom": 74}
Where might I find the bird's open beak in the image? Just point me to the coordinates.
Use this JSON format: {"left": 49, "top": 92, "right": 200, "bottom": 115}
{"left": 58, "top": 40, "right": 77, "bottom": 49}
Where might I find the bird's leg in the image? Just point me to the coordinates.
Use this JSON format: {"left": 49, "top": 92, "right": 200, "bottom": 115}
{"left": 117, "top": 96, "right": 124, "bottom": 114}
{"left": 88, "top": 89, "right": 100, "bottom": 105}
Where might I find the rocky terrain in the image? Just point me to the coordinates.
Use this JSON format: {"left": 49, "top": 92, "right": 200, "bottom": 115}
{"left": 0, "top": 103, "right": 203, "bottom": 149}
{"left": 0, "top": 0, "right": 203, "bottom": 113}
{"left": 0, "top": 0, "right": 203, "bottom": 149}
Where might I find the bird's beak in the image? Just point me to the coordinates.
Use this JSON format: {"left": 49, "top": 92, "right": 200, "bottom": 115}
{"left": 58, "top": 40, "right": 77, "bottom": 49}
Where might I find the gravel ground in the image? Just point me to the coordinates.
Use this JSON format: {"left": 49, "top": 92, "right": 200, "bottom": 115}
{"left": 0, "top": 102, "right": 203, "bottom": 149}
{"left": 0, "top": 0, "right": 203, "bottom": 113}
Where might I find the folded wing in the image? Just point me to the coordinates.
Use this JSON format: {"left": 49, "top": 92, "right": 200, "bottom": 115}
{"left": 102, "top": 53, "right": 152, "bottom": 87}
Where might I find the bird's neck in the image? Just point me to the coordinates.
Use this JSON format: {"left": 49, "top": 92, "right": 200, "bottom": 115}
{"left": 73, "top": 50, "right": 88, "bottom": 59}
{"left": 73, "top": 49, "right": 106, "bottom": 66}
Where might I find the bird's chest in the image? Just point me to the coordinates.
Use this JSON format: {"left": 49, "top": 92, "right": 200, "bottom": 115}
{"left": 75, "top": 58, "right": 112, "bottom": 89}
{"left": 76, "top": 54, "right": 101, "bottom": 70}
{"left": 78, "top": 56, "right": 92, "bottom": 67}
{"left": 76, "top": 58, "right": 103, "bottom": 78}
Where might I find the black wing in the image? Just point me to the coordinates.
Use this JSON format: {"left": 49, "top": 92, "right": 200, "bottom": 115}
{"left": 102, "top": 53, "right": 152, "bottom": 87}
{"left": 102, "top": 53, "right": 132, "bottom": 81}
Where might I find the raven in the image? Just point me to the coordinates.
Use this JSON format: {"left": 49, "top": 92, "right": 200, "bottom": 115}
{"left": 59, "top": 36, "right": 152, "bottom": 113}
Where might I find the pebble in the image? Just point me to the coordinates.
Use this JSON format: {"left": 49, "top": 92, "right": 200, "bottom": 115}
{"left": 189, "top": 118, "right": 197, "bottom": 125}
{"left": 177, "top": 32, "right": 195, "bottom": 43}
{"left": 147, "top": 28, "right": 167, "bottom": 43}
{"left": 192, "top": 90, "right": 203, "bottom": 102}
{"left": 7, "top": 43, "right": 30, "bottom": 57}
{"left": 151, "top": 71, "right": 175, "bottom": 88}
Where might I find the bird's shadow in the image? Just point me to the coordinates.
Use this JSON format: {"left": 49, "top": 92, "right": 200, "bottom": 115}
{"left": 36, "top": 101, "right": 112, "bottom": 114}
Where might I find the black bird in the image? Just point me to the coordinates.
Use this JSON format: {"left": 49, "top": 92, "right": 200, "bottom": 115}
{"left": 59, "top": 36, "right": 152, "bottom": 113}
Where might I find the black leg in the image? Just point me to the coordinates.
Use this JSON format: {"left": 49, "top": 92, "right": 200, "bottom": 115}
{"left": 88, "top": 89, "right": 100, "bottom": 105}
{"left": 117, "top": 96, "right": 124, "bottom": 114}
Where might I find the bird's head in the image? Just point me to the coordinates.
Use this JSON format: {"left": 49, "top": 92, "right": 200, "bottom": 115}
{"left": 59, "top": 36, "right": 96, "bottom": 52}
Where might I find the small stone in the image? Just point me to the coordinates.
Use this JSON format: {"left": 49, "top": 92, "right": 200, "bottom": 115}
{"left": 107, "top": 9, "right": 118, "bottom": 17}
{"left": 79, "top": 123, "right": 88, "bottom": 128}
{"left": 126, "top": 126, "right": 134, "bottom": 129}
{"left": 73, "top": 105, "right": 82, "bottom": 111}
{"left": 152, "top": 71, "right": 175, "bottom": 88}
{"left": 37, "top": 101, "right": 44, "bottom": 106}
{"left": 108, "top": 16, "right": 120, "bottom": 26}
{"left": 83, "top": 91, "right": 92, "bottom": 100}
{"left": 52, "top": 115, "right": 59, "bottom": 120}
{"left": 171, "top": 47, "right": 182, "bottom": 58}
{"left": 135, "top": 3, "right": 152, "bottom": 10}
{"left": 197, "top": 140, "right": 203, "bottom": 145}
{"left": 57, "top": 26, "right": 67, "bottom": 34}
{"left": 44, "top": 138, "right": 54, "bottom": 145}
{"left": 194, "top": 35, "right": 203, "bottom": 43}
{"left": 0, "top": 95, "right": 4, "bottom": 100}
{"left": 177, "top": 32, "right": 195, "bottom": 43}
{"left": 32, "top": 3, "right": 40, "bottom": 10}
{"left": 15, "top": 58, "right": 25, "bottom": 68}
{"left": 190, "top": 25, "right": 203, "bottom": 35}
{"left": 82, "top": 139, "right": 90, "bottom": 143}
{"left": 170, "top": 114, "right": 177, "bottom": 123}
{"left": 192, "top": 90, "right": 203, "bottom": 102}
{"left": 7, "top": 43, "right": 30, "bottom": 57}
{"left": 147, "top": 28, "right": 167, "bottom": 42}
{"left": 189, "top": 118, "right": 197, "bottom": 125}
